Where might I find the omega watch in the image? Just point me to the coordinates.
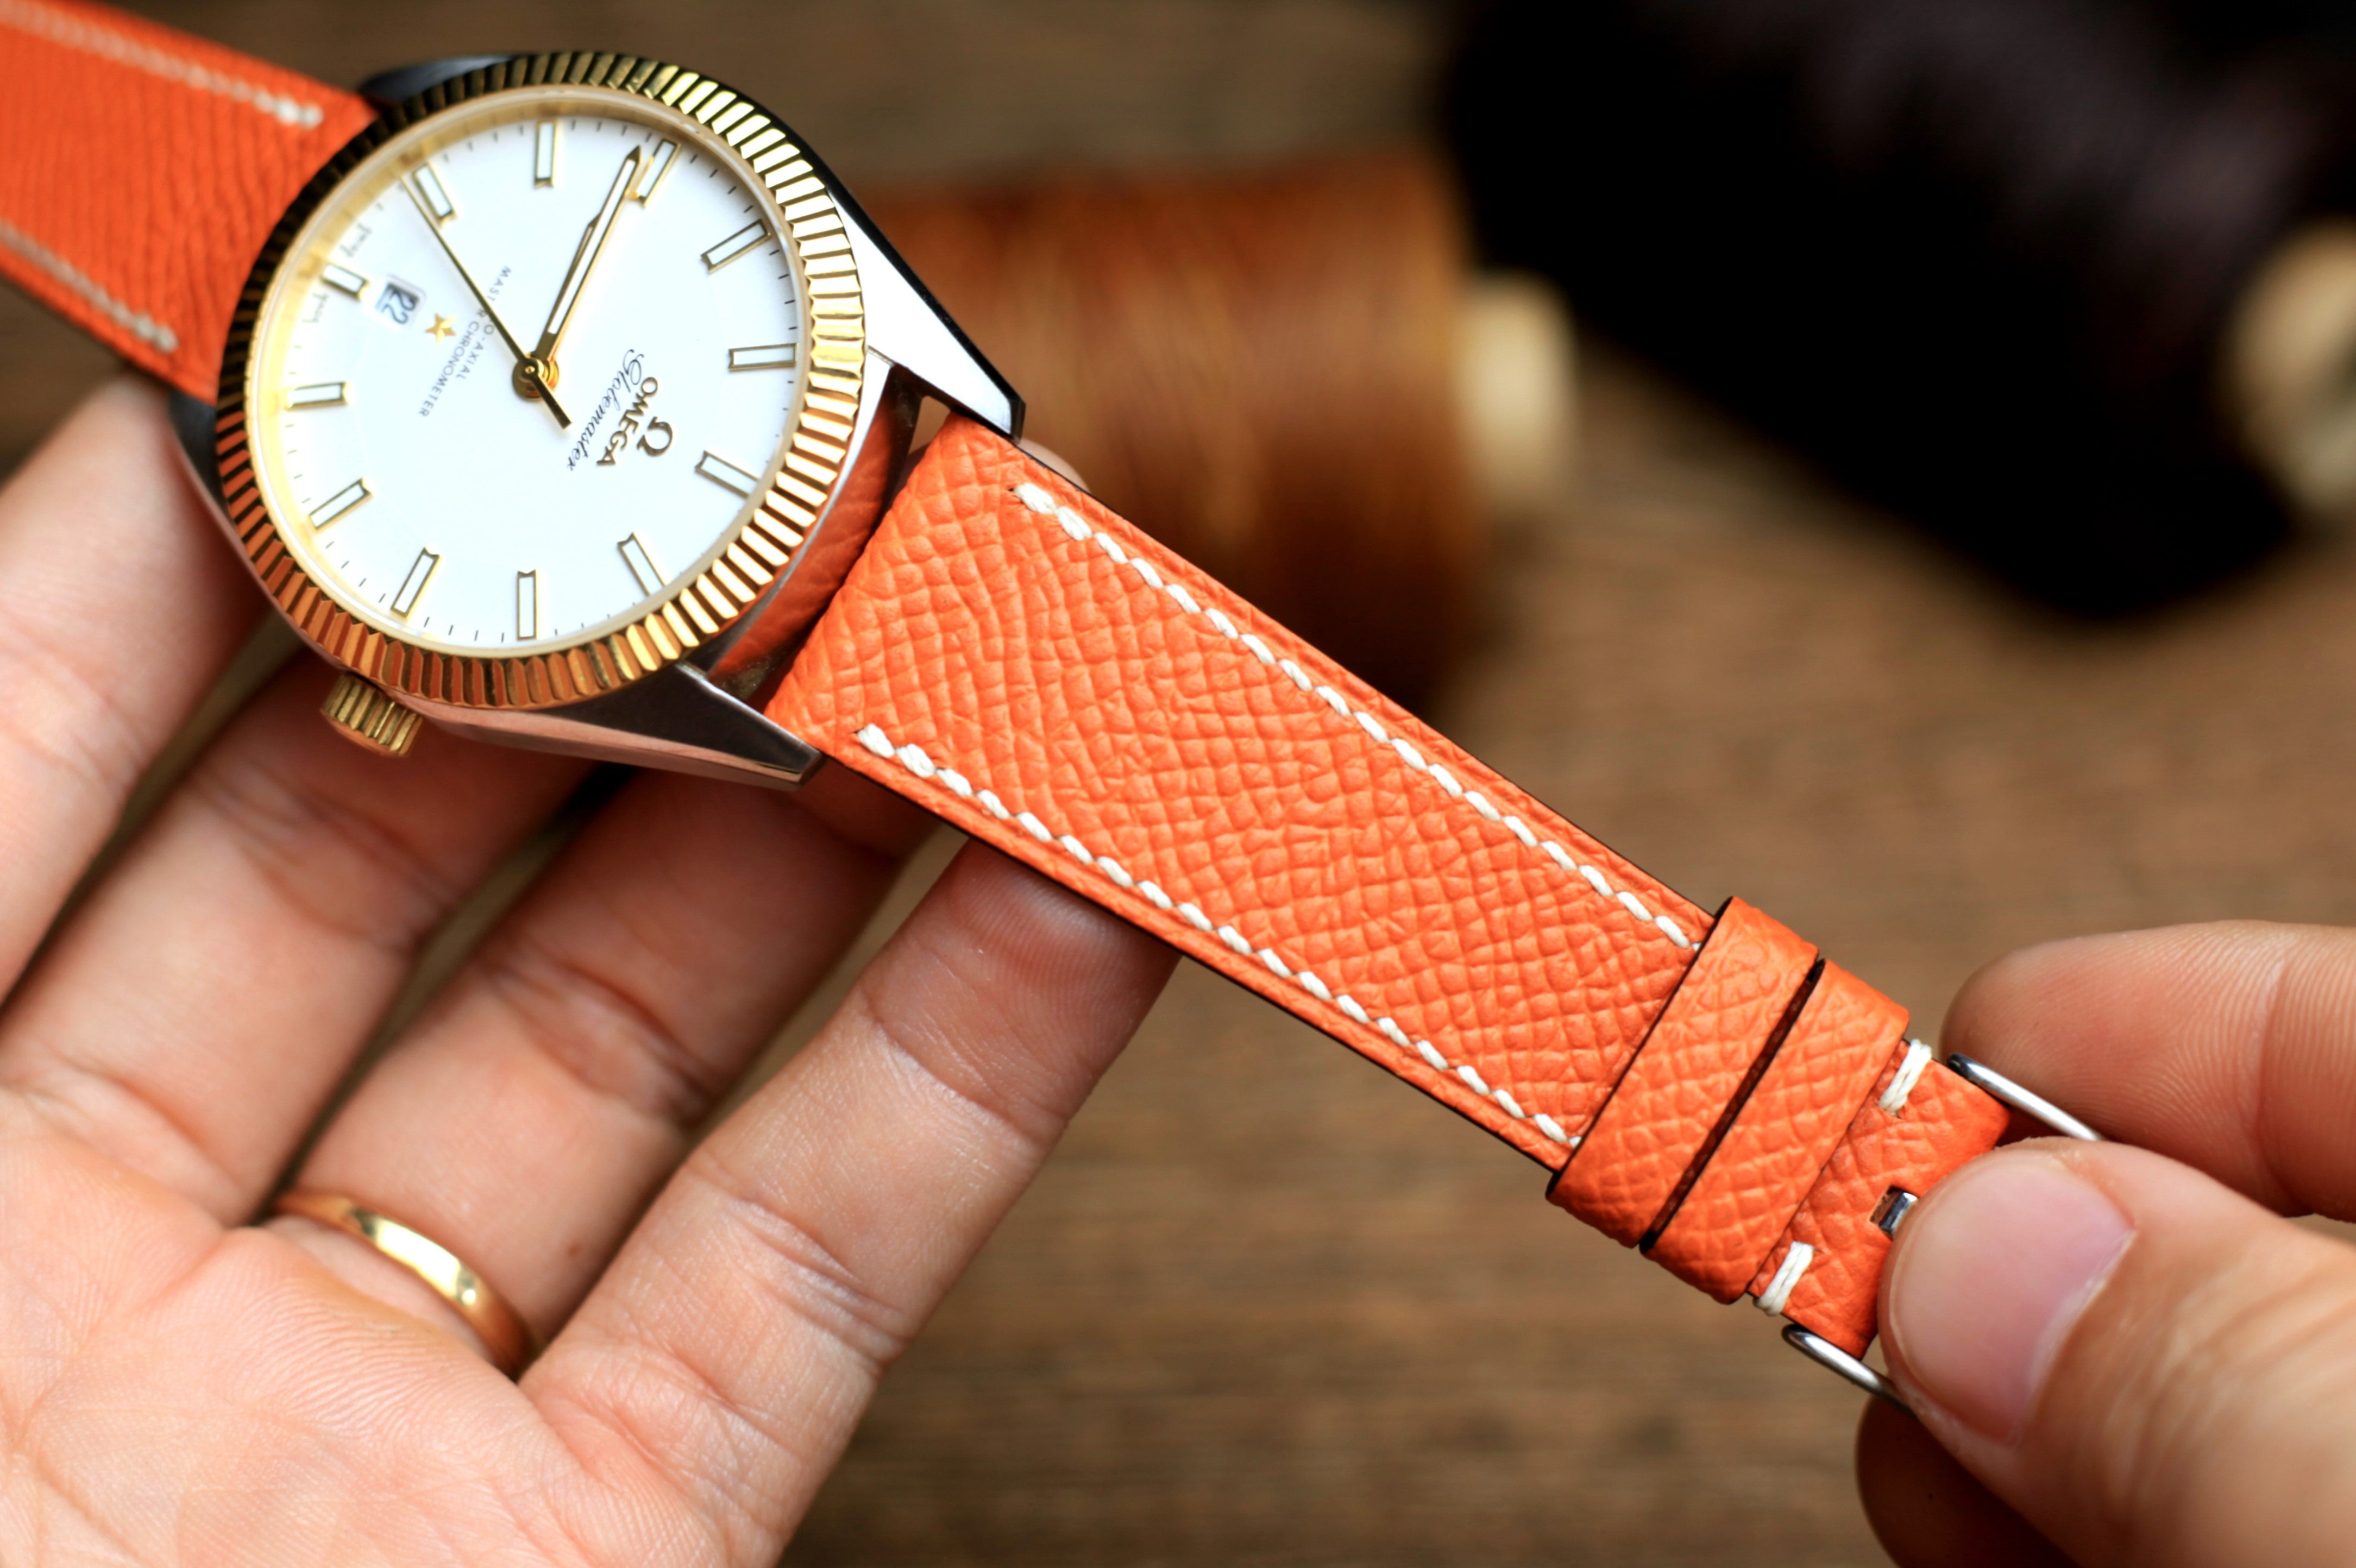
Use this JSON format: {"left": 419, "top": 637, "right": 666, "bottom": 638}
{"left": 0, "top": 1, "right": 2090, "bottom": 1407}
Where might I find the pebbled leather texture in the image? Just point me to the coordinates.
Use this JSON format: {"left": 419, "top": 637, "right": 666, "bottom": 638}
{"left": 1751, "top": 1060, "right": 2013, "bottom": 1353}
{"left": 1550, "top": 898, "right": 1817, "bottom": 1245}
{"left": 2, "top": 0, "right": 2019, "bottom": 1362}
{"left": 771, "top": 420, "right": 2016, "bottom": 1318}
{"left": 770, "top": 419, "right": 1716, "bottom": 1164}
{"left": 1649, "top": 964, "right": 1908, "bottom": 1300}
{"left": 0, "top": 0, "right": 372, "bottom": 397}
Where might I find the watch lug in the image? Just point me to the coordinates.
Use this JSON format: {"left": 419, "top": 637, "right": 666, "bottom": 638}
{"left": 409, "top": 663, "right": 825, "bottom": 789}
{"left": 832, "top": 191, "right": 1024, "bottom": 439}
{"left": 357, "top": 57, "right": 517, "bottom": 110}
{"left": 167, "top": 390, "right": 219, "bottom": 498}
{"left": 697, "top": 359, "right": 922, "bottom": 696}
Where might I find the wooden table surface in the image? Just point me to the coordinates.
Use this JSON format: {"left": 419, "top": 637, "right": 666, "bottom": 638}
{"left": 13, "top": 4, "right": 2356, "bottom": 1564}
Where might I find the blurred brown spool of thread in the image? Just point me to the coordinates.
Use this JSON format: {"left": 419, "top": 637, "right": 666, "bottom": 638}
{"left": 2223, "top": 223, "right": 2356, "bottom": 529}
{"left": 863, "top": 152, "right": 1573, "bottom": 709}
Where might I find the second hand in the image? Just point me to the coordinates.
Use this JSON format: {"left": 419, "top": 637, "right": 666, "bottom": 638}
{"left": 400, "top": 175, "right": 573, "bottom": 429}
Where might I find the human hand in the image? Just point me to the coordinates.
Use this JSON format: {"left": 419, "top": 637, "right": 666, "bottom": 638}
{"left": 0, "top": 379, "right": 1175, "bottom": 1563}
{"left": 1857, "top": 922, "right": 2356, "bottom": 1566}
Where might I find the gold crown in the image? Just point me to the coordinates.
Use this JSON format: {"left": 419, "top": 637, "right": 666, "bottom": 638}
{"left": 320, "top": 672, "right": 423, "bottom": 757}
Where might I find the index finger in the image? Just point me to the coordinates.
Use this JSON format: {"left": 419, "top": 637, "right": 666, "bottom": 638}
{"left": 524, "top": 843, "right": 1176, "bottom": 1565}
{"left": 1944, "top": 921, "right": 2356, "bottom": 1216}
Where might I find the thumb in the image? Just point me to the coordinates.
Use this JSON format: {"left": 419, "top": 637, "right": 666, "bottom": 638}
{"left": 1876, "top": 1141, "right": 2356, "bottom": 1567}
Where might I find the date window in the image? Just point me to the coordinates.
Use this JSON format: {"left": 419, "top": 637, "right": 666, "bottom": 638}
{"left": 376, "top": 279, "right": 423, "bottom": 325}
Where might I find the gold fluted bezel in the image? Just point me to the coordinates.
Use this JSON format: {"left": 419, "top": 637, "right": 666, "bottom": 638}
{"left": 215, "top": 54, "right": 866, "bottom": 711}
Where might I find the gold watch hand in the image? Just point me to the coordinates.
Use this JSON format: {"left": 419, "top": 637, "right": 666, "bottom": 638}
{"left": 399, "top": 173, "right": 573, "bottom": 429}
{"left": 532, "top": 146, "right": 642, "bottom": 371}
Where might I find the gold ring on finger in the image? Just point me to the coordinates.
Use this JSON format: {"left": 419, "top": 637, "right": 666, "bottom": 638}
{"left": 274, "top": 1189, "right": 541, "bottom": 1377}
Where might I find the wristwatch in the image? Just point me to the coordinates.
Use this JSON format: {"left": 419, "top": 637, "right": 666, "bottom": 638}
{"left": 0, "top": 0, "right": 2090, "bottom": 1408}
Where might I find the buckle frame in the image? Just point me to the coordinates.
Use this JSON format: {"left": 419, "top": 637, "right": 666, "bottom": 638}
{"left": 1944, "top": 1053, "right": 2103, "bottom": 1143}
{"left": 1782, "top": 1053, "right": 2103, "bottom": 1408}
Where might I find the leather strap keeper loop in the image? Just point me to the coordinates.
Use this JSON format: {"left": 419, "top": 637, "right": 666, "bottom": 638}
{"left": 1748, "top": 1059, "right": 2012, "bottom": 1352}
{"left": 1549, "top": 897, "right": 1817, "bottom": 1244}
{"left": 1648, "top": 963, "right": 1909, "bottom": 1301}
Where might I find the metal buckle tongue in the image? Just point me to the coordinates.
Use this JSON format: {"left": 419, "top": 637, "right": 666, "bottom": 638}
{"left": 1784, "top": 1054, "right": 2103, "bottom": 1408}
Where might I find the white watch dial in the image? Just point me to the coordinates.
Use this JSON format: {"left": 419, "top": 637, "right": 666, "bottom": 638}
{"left": 249, "top": 90, "right": 807, "bottom": 654}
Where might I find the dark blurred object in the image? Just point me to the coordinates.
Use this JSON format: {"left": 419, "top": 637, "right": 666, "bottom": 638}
{"left": 864, "top": 154, "right": 1553, "bottom": 707}
{"left": 1444, "top": 0, "right": 2356, "bottom": 612}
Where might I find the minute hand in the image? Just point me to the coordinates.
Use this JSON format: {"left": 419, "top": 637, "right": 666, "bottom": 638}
{"left": 533, "top": 147, "right": 641, "bottom": 369}
{"left": 401, "top": 176, "right": 573, "bottom": 428}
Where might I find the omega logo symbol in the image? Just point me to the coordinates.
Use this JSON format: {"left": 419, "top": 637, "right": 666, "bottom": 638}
{"left": 598, "top": 376, "right": 674, "bottom": 466}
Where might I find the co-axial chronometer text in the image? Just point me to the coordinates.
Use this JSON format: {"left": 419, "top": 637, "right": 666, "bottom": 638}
{"left": 257, "top": 98, "right": 795, "bottom": 648}
{"left": 217, "top": 58, "right": 872, "bottom": 718}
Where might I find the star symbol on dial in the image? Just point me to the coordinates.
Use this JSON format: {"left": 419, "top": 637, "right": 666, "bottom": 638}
{"left": 425, "top": 314, "right": 456, "bottom": 342}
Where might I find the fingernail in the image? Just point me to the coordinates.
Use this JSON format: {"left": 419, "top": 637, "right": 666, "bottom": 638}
{"left": 1884, "top": 1152, "right": 2132, "bottom": 1440}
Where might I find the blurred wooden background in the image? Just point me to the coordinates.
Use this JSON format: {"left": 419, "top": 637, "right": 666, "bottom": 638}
{"left": 12, "top": 3, "right": 2356, "bottom": 1563}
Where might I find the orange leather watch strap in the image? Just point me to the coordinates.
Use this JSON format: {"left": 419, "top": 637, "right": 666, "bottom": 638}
{"left": 1649, "top": 963, "right": 1907, "bottom": 1299}
{"left": 1550, "top": 898, "right": 1818, "bottom": 1245}
{"left": 0, "top": 0, "right": 373, "bottom": 397}
{"left": 768, "top": 416, "right": 2006, "bottom": 1342}
{"left": 1748, "top": 1057, "right": 2013, "bottom": 1352}
{"left": 770, "top": 419, "right": 1713, "bottom": 1163}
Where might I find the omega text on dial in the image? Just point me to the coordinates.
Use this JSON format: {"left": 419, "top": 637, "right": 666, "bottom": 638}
{"left": 244, "top": 87, "right": 811, "bottom": 658}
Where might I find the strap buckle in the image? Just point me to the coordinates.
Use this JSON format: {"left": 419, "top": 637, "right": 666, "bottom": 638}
{"left": 1944, "top": 1053, "right": 2103, "bottom": 1143}
{"left": 1784, "top": 1053, "right": 2103, "bottom": 1408}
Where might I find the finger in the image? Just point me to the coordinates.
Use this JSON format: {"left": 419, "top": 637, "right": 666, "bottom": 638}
{"left": 1876, "top": 1139, "right": 2356, "bottom": 1568}
{"left": 1854, "top": 1396, "right": 2071, "bottom": 1567}
{"left": 271, "top": 767, "right": 926, "bottom": 1348}
{"left": 0, "top": 378, "right": 259, "bottom": 988}
{"left": 526, "top": 844, "right": 1175, "bottom": 1565}
{"left": 0, "top": 660, "right": 582, "bottom": 1217}
{"left": 1944, "top": 922, "right": 2356, "bottom": 1216}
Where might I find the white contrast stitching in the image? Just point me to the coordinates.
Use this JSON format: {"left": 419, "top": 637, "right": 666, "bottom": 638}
{"left": 1008, "top": 481, "right": 1693, "bottom": 952}
{"left": 1754, "top": 1242, "right": 1815, "bottom": 1316}
{"left": 0, "top": 215, "right": 178, "bottom": 354}
{"left": 1878, "top": 1040, "right": 1936, "bottom": 1117}
{"left": 0, "top": 0, "right": 329, "bottom": 127}
{"left": 853, "top": 722, "right": 1572, "bottom": 1145}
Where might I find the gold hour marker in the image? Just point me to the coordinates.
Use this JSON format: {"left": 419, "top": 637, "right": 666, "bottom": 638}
{"left": 516, "top": 570, "right": 540, "bottom": 640}
{"left": 285, "top": 381, "right": 348, "bottom": 409}
{"left": 321, "top": 262, "right": 368, "bottom": 297}
{"left": 309, "top": 478, "right": 371, "bottom": 528}
{"left": 700, "top": 221, "right": 769, "bottom": 272}
{"left": 618, "top": 533, "right": 666, "bottom": 596}
{"left": 694, "top": 451, "right": 759, "bottom": 498}
{"left": 533, "top": 119, "right": 558, "bottom": 186}
{"left": 389, "top": 548, "right": 441, "bottom": 619}
{"left": 728, "top": 343, "right": 797, "bottom": 371}
{"left": 411, "top": 164, "right": 456, "bottom": 222}
{"left": 632, "top": 139, "right": 677, "bottom": 202}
